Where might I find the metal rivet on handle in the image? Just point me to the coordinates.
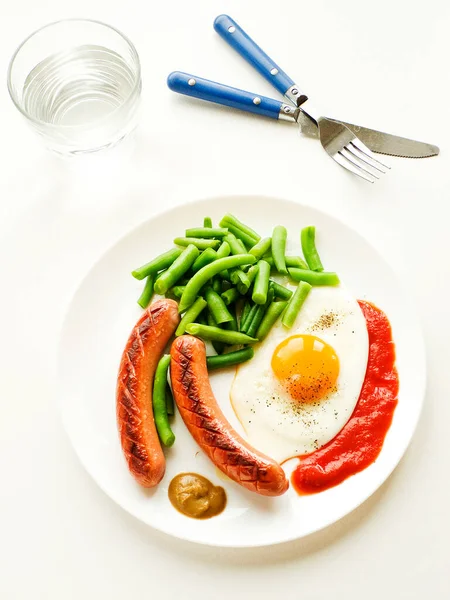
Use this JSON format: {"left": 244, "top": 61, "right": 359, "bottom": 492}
{"left": 270, "top": 68, "right": 279, "bottom": 75}
{"left": 284, "top": 106, "right": 292, "bottom": 113}
{"left": 291, "top": 88, "right": 299, "bottom": 95}
{"left": 188, "top": 78, "right": 196, "bottom": 86}
{"left": 253, "top": 97, "right": 261, "bottom": 105}
{"left": 228, "top": 26, "right": 236, "bottom": 33}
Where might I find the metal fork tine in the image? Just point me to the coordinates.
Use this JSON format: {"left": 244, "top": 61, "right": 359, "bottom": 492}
{"left": 317, "top": 117, "right": 389, "bottom": 182}
{"left": 349, "top": 139, "right": 391, "bottom": 171}
{"left": 334, "top": 151, "right": 376, "bottom": 183}
{"left": 346, "top": 144, "right": 386, "bottom": 173}
{"left": 341, "top": 147, "right": 381, "bottom": 179}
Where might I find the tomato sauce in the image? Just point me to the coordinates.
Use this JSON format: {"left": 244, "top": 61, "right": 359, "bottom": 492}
{"left": 292, "top": 301, "right": 399, "bottom": 495}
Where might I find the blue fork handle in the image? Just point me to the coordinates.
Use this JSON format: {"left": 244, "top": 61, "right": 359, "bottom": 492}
{"left": 167, "top": 71, "right": 284, "bottom": 119}
{"left": 214, "top": 15, "right": 307, "bottom": 105}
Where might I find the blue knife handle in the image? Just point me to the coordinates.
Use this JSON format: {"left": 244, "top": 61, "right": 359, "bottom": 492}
{"left": 167, "top": 71, "right": 283, "bottom": 119}
{"left": 214, "top": 14, "right": 295, "bottom": 96}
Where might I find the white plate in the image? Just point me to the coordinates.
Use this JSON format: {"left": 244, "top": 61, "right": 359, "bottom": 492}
{"left": 57, "top": 195, "right": 426, "bottom": 547}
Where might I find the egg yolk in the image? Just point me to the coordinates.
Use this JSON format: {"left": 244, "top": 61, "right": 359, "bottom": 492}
{"left": 271, "top": 335, "right": 340, "bottom": 403}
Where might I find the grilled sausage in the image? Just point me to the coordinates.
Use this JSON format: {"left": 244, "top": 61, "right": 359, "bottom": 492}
{"left": 170, "top": 335, "right": 289, "bottom": 496}
{"left": 116, "top": 299, "right": 179, "bottom": 487}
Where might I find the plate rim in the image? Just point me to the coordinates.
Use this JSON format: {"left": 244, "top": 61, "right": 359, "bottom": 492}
{"left": 56, "top": 193, "right": 427, "bottom": 548}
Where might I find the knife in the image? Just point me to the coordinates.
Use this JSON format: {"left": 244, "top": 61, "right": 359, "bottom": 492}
{"left": 168, "top": 72, "right": 440, "bottom": 162}
{"left": 297, "top": 111, "right": 439, "bottom": 158}
{"left": 214, "top": 15, "right": 439, "bottom": 159}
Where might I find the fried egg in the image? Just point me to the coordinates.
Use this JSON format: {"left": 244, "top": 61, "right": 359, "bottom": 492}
{"left": 230, "top": 285, "right": 369, "bottom": 462}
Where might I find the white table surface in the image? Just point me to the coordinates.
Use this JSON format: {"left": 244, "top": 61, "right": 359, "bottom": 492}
{"left": 1, "top": 1, "right": 449, "bottom": 598}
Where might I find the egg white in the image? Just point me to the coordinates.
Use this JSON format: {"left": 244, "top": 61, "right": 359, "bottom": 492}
{"left": 230, "top": 285, "right": 369, "bottom": 462}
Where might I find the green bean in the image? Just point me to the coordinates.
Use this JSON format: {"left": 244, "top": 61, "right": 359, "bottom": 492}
{"left": 224, "top": 224, "right": 259, "bottom": 248}
{"left": 231, "top": 267, "right": 246, "bottom": 284}
{"left": 231, "top": 269, "right": 251, "bottom": 294}
{"left": 206, "top": 347, "right": 254, "bottom": 370}
{"left": 252, "top": 260, "right": 271, "bottom": 305}
{"left": 165, "top": 382, "right": 175, "bottom": 416}
{"left": 246, "top": 305, "right": 265, "bottom": 338}
{"left": 205, "top": 287, "right": 233, "bottom": 324}
{"left": 186, "top": 323, "right": 257, "bottom": 345}
{"left": 247, "top": 287, "right": 274, "bottom": 338}
{"left": 271, "top": 225, "right": 288, "bottom": 275}
{"left": 288, "top": 268, "right": 340, "bottom": 286}
{"left": 203, "top": 216, "right": 213, "bottom": 228}
{"left": 153, "top": 355, "right": 175, "bottom": 447}
{"left": 285, "top": 256, "right": 309, "bottom": 269}
{"left": 247, "top": 264, "right": 259, "bottom": 285}
{"left": 240, "top": 300, "right": 251, "bottom": 329}
{"left": 212, "top": 278, "right": 222, "bottom": 294}
{"left": 192, "top": 248, "right": 217, "bottom": 272}
{"left": 238, "top": 276, "right": 251, "bottom": 295}
{"left": 171, "top": 285, "right": 186, "bottom": 298}
{"left": 185, "top": 227, "right": 228, "bottom": 239}
{"left": 240, "top": 262, "right": 257, "bottom": 278}
{"left": 225, "top": 316, "right": 238, "bottom": 332}
{"left": 132, "top": 248, "right": 182, "bottom": 280}
{"left": 178, "top": 254, "right": 256, "bottom": 312}
{"left": 219, "top": 214, "right": 261, "bottom": 243}
{"left": 216, "top": 241, "right": 231, "bottom": 259}
{"left": 221, "top": 287, "right": 240, "bottom": 306}
{"left": 137, "top": 273, "right": 155, "bottom": 308}
{"left": 256, "top": 301, "right": 288, "bottom": 341}
{"left": 206, "top": 310, "right": 225, "bottom": 354}
{"left": 154, "top": 244, "right": 199, "bottom": 295}
{"left": 270, "top": 280, "right": 293, "bottom": 300}
{"left": 301, "top": 226, "right": 324, "bottom": 272}
{"left": 236, "top": 238, "right": 247, "bottom": 254}
{"left": 282, "top": 282, "right": 312, "bottom": 329}
{"left": 224, "top": 233, "right": 247, "bottom": 255}
{"left": 174, "top": 237, "right": 220, "bottom": 250}
{"left": 249, "top": 237, "right": 272, "bottom": 259}
{"left": 240, "top": 303, "right": 258, "bottom": 334}
{"left": 176, "top": 297, "right": 207, "bottom": 336}
{"left": 224, "top": 303, "right": 238, "bottom": 331}
{"left": 216, "top": 241, "right": 231, "bottom": 280}
{"left": 263, "top": 255, "right": 307, "bottom": 270}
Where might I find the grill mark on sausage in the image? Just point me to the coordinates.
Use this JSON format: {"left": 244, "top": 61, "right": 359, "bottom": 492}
{"left": 170, "top": 335, "right": 288, "bottom": 496}
{"left": 116, "top": 299, "right": 179, "bottom": 487}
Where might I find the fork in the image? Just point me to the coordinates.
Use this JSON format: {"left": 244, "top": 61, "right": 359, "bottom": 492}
{"left": 213, "top": 15, "right": 389, "bottom": 183}
{"left": 310, "top": 114, "right": 390, "bottom": 182}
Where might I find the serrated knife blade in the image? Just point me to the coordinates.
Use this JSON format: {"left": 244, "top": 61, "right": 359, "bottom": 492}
{"left": 297, "top": 111, "right": 439, "bottom": 158}
{"left": 339, "top": 123, "right": 439, "bottom": 158}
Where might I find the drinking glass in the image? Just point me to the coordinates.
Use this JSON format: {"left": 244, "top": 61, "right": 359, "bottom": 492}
{"left": 7, "top": 19, "right": 142, "bottom": 154}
